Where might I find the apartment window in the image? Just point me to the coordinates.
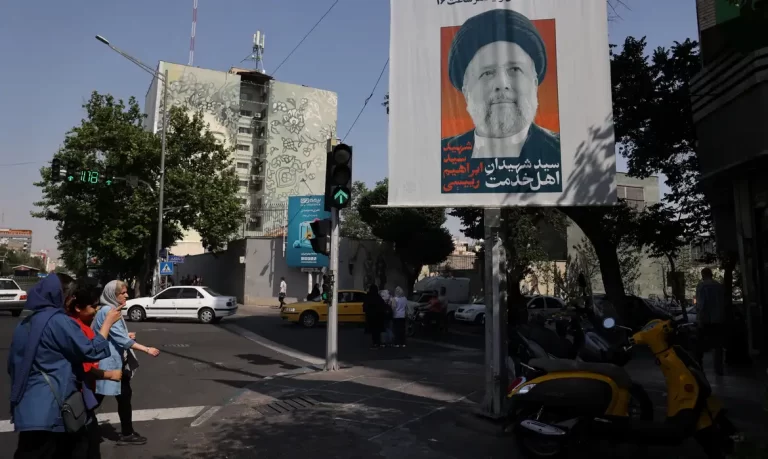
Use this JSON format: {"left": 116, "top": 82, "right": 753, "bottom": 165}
{"left": 236, "top": 144, "right": 250, "bottom": 152}
{"left": 236, "top": 162, "right": 249, "bottom": 170}
{"left": 238, "top": 127, "right": 252, "bottom": 135}
{"left": 240, "top": 109, "right": 253, "bottom": 117}
{"left": 238, "top": 180, "right": 249, "bottom": 188}
{"left": 239, "top": 198, "right": 248, "bottom": 206}
{"left": 617, "top": 185, "right": 645, "bottom": 210}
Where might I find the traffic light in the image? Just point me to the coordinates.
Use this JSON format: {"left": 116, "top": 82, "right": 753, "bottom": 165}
{"left": 66, "top": 161, "right": 77, "bottom": 182}
{"left": 309, "top": 218, "right": 331, "bottom": 257}
{"left": 325, "top": 143, "right": 352, "bottom": 210}
{"left": 104, "top": 167, "right": 114, "bottom": 186}
{"left": 51, "top": 158, "right": 61, "bottom": 182}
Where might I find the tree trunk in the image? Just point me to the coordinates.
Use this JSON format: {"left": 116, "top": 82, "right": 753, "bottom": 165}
{"left": 136, "top": 248, "right": 154, "bottom": 297}
{"left": 561, "top": 207, "right": 628, "bottom": 321}
{"left": 400, "top": 256, "right": 418, "bottom": 296}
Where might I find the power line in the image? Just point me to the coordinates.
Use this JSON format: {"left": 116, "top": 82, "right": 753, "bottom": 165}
{"left": 0, "top": 161, "right": 46, "bottom": 168}
{"left": 270, "top": 0, "right": 340, "bottom": 77}
{"left": 342, "top": 57, "right": 389, "bottom": 143}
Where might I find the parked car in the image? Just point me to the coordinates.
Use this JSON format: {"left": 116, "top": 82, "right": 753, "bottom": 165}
{"left": 281, "top": 289, "right": 367, "bottom": 328}
{"left": 122, "top": 286, "right": 237, "bottom": 324}
{"left": 0, "top": 278, "right": 27, "bottom": 317}
{"left": 526, "top": 295, "right": 566, "bottom": 320}
{"left": 454, "top": 297, "right": 486, "bottom": 324}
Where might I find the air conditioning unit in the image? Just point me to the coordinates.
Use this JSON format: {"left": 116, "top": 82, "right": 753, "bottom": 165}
{"left": 253, "top": 112, "right": 262, "bottom": 120}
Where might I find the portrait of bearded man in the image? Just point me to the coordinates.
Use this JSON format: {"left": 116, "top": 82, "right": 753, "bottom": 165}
{"left": 441, "top": 8, "right": 560, "bottom": 164}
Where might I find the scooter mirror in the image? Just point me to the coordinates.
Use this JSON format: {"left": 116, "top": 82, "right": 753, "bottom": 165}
{"left": 603, "top": 317, "right": 616, "bottom": 329}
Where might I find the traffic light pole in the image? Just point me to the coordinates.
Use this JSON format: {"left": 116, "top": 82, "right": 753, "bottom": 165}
{"left": 325, "top": 206, "right": 340, "bottom": 371}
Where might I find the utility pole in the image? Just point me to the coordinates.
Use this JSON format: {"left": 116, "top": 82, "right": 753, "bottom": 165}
{"left": 481, "top": 208, "right": 508, "bottom": 418}
{"left": 325, "top": 138, "right": 340, "bottom": 371}
{"left": 154, "top": 68, "right": 169, "bottom": 295}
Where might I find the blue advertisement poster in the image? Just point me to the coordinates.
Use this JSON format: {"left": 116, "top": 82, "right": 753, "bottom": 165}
{"left": 286, "top": 195, "right": 331, "bottom": 268}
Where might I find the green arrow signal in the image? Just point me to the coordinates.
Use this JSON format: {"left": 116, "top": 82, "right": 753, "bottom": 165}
{"left": 334, "top": 189, "right": 348, "bottom": 204}
{"left": 67, "top": 175, "right": 74, "bottom": 182}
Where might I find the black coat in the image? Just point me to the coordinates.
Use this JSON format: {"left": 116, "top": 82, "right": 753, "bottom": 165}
{"left": 363, "top": 294, "right": 387, "bottom": 334}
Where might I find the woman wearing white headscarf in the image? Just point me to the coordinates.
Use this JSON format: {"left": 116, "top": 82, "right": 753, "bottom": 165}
{"left": 392, "top": 287, "right": 408, "bottom": 347}
{"left": 92, "top": 280, "right": 160, "bottom": 446}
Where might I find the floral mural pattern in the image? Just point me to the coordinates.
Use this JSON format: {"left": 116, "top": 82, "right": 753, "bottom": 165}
{"left": 160, "top": 64, "right": 242, "bottom": 148}
{"left": 265, "top": 81, "right": 337, "bottom": 206}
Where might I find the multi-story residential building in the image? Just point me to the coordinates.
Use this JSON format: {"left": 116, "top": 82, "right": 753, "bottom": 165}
{"left": 144, "top": 62, "right": 338, "bottom": 255}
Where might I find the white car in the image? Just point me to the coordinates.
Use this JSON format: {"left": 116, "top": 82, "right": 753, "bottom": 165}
{"left": 455, "top": 301, "right": 486, "bottom": 324}
{"left": 526, "top": 295, "right": 565, "bottom": 320}
{"left": 0, "top": 278, "right": 27, "bottom": 317}
{"left": 123, "top": 286, "right": 238, "bottom": 324}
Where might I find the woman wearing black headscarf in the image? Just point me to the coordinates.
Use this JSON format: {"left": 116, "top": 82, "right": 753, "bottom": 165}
{"left": 362, "top": 284, "right": 386, "bottom": 349}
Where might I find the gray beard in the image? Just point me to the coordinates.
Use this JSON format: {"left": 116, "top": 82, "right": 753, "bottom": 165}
{"left": 469, "top": 95, "right": 538, "bottom": 138}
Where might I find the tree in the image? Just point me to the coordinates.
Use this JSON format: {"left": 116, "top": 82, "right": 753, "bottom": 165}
{"left": 570, "top": 236, "right": 642, "bottom": 296}
{"left": 0, "top": 246, "right": 47, "bottom": 275}
{"left": 339, "top": 181, "right": 376, "bottom": 240}
{"left": 450, "top": 207, "right": 566, "bottom": 322}
{"left": 33, "top": 92, "right": 242, "bottom": 294}
{"left": 358, "top": 179, "right": 454, "bottom": 293}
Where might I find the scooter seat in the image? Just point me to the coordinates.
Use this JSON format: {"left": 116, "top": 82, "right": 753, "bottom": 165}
{"left": 529, "top": 358, "right": 632, "bottom": 389}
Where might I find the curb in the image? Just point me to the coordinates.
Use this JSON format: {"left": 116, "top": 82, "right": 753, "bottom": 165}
{"left": 221, "top": 323, "right": 329, "bottom": 367}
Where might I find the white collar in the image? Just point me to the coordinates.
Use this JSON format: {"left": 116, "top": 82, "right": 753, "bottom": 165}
{"left": 471, "top": 125, "right": 531, "bottom": 159}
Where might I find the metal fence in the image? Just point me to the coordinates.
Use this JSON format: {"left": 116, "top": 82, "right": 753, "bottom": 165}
{"left": 242, "top": 204, "right": 288, "bottom": 238}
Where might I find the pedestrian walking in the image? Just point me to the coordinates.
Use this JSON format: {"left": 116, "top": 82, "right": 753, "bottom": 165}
{"left": 8, "top": 273, "right": 123, "bottom": 459}
{"left": 362, "top": 285, "right": 387, "bottom": 349}
{"left": 392, "top": 287, "right": 408, "bottom": 347}
{"left": 694, "top": 268, "right": 727, "bottom": 376}
{"left": 277, "top": 277, "right": 287, "bottom": 309}
{"left": 66, "top": 286, "right": 124, "bottom": 459}
{"left": 380, "top": 289, "right": 394, "bottom": 346}
{"left": 92, "top": 280, "right": 160, "bottom": 446}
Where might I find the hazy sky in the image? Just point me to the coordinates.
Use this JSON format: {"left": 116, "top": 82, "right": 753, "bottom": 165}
{"left": 0, "top": 0, "right": 698, "bottom": 257}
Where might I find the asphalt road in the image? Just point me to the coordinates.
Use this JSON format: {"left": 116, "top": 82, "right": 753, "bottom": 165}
{"left": 0, "top": 310, "right": 308, "bottom": 458}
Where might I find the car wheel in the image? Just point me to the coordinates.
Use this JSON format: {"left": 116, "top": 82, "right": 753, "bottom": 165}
{"left": 475, "top": 313, "right": 485, "bottom": 325}
{"left": 198, "top": 307, "right": 215, "bottom": 324}
{"left": 128, "top": 306, "right": 146, "bottom": 322}
{"left": 11, "top": 310, "right": 21, "bottom": 317}
{"left": 300, "top": 311, "right": 319, "bottom": 328}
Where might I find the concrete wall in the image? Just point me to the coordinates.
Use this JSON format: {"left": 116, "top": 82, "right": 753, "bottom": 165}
{"left": 179, "top": 237, "right": 408, "bottom": 306}
{"left": 175, "top": 239, "right": 246, "bottom": 303}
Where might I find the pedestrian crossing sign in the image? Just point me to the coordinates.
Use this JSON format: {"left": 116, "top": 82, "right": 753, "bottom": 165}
{"left": 160, "top": 261, "right": 174, "bottom": 276}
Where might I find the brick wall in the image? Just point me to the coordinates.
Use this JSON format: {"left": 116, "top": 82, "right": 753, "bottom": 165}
{"left": 697, "top": 0, "right": 716, "bottom": 30}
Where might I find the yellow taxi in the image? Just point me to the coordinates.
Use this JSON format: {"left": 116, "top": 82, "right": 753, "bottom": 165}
{"left": 280, "top": 289, "right": 367, "bottom": 328}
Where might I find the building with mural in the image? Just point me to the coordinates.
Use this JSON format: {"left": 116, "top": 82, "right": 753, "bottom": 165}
{"left": 144, "top": 62, "right": 337, "bottom": 255}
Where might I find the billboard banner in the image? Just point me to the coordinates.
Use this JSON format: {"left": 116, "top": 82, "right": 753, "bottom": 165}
{"left": 388, "top": 0, "right": 616, "bottom": 207}
{"left": 286, "top": 195, "right": 331, "bottom": 269}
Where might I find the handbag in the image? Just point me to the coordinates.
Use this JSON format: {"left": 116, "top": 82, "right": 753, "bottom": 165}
{"left": 39, "top": 369, "right": 87, "bottom": 433}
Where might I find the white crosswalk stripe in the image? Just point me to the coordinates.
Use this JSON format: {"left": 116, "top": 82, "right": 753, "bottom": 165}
{"left": 0, "top": 406, "right": 210, "bottom": 434}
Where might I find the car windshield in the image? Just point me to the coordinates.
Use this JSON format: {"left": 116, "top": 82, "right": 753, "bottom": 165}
{"left": 203, "top": 288, "right": 223, "bottom": 297}
{"left": 0, "top": 280, "right": 19, "bottom": 290}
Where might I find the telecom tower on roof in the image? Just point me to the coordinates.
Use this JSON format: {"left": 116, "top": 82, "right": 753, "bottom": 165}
{"left": 244, "top": 31, "right": 266, "bottom": 73}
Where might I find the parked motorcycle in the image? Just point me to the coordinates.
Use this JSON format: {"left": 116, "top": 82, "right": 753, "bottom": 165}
{"left": 506, "top": 317, "right": 738, "bottom": 458}
{"left": 406, "top": 305, "right": 447, "bottom": 338}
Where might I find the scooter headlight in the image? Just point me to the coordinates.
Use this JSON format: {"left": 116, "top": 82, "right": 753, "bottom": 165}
{"left": 517, "top": 383, "right": 536, "bottom": 394}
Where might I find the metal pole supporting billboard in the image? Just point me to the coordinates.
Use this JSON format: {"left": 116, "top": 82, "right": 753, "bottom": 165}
{"left": 325, "top": 138, "right": 340, "bottom": 371}
{"left": 481, "top": 208, "right": 508, "bottom": 418}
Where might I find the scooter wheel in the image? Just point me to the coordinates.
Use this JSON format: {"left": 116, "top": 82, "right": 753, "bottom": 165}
{"left": 513, "top": 409, "right": 570, "bottom": 458}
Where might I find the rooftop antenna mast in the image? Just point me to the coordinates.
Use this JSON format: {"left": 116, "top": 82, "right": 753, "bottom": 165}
{"left": 245, "top": 31, "right": 266, "bottom": 73}
{"left": 188, "top": 0, "right": 198, "bottom": 66}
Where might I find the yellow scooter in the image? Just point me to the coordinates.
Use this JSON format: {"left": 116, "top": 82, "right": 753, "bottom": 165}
{"left": 506, "top": 317, "right": 738, "bottom": 458}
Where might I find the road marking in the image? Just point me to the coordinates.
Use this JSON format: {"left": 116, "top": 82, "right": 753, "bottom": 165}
{"left": 190, "top": 406, "right": 221, "bottom": 427}
{"left": 0, "top": 406, "right": 209, "bottom": 433}
{"left": 221, "top": 324, "right": 327, "bottom": 366}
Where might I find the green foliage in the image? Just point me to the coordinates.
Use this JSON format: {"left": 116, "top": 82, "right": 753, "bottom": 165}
{"left": 340, "top": 181, "right": 376, "bottom": 240}
{"left": 358, "top": 179, "right": 454, "bottom": 291}
{"left": 0, "top": 246, "right": 47, "bottom": 275}
{"left": 33, "top": 92, "right": 242, "bottom": 289}
{"left": 449, "top": 207, "right": 566, "bottom": 285}
{"left": 569, "top": 236, "right": 642, "bottom": 296}
{"left": 612, "top": 36, "right": 710, "bottom": 243}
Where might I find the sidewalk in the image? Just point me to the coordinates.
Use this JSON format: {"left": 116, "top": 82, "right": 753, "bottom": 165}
{"left": 158, "top": 353, "right": 765, "bottom": 459}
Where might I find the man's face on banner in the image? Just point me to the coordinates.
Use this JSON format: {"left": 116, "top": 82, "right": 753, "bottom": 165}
{"left": 462, "top": 41, "right": 539, "bottom": 139}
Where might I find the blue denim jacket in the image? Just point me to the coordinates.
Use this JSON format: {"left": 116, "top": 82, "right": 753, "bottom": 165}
{"left": 92, "top": 305, "right": 135, "bottom": 396}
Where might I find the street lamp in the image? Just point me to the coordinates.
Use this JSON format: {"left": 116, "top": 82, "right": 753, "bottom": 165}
{"left": 96, "top": 35, "right": 169, "bottom": 295}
